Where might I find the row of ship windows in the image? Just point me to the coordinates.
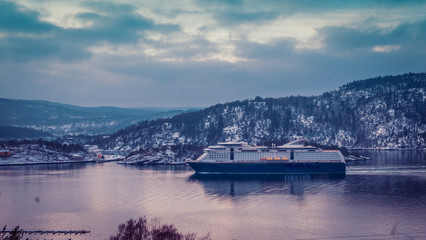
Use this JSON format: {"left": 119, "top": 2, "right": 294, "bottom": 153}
{"left": 208, "top": 153, "right": 228, "bottom": 159}
{"left": 210, "top": 151, "right": 328, "bottom": 156}
{"left": 208, "top": 153, "right": 338, "bottom": 159}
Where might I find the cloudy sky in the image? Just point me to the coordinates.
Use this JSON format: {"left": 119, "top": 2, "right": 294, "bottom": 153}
{"left": 1, "top": 0, "right": 425, "bottom": 107}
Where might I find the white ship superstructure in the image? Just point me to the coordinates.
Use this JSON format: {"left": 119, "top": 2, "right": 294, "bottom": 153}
{"left": 197, "top": 139, "right": 345, "bottom": 163}
{"left": 187, "top": 139, "right": 346, "bottom": 174}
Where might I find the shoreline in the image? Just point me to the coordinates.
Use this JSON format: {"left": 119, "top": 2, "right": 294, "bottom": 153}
{"left": 1, "top": 148, "right": 424, "bottom": 167}
{"left": 117, "top": 161, "right": 187, "bottom": 166}
{"left": 0, "top": 159, "right": 96, "bottom": 167}
{"left": 347, "top": 148, "right": 425, "bottom": 151}
{"left": 0, "top": 159, "right": 188, "bottom": 167}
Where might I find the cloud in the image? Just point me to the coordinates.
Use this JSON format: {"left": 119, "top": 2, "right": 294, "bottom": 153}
{"left": 70, "top": 13, "right": 172, "bottom": 44}
{"left": 241, "top": 0, "right": 426, "bottom": 11}
{"left": 0, "top": 36, "right": 91, "bottom": 62}
{"left": 197, "top": 0, "right": 426, "bottom": 21}
{"left": 196, "top": 0, "right": 244, "bottom": 7}
{"left": 373, "top": 45, "right": 400, "bottom": 52}
{"left": 227, "top": 17, "right": 426, "bottom": 97}
{"left": 319, "top": 20, "right": 426, "bottom": 52}
{"left": 234, "top": 38, "right": 297, "bottom": 60}
{"left": 0, "top": 1, "right": 180, "bottom": 62}
{"left": 0, "top": 1, "right": 57, "bottom": 33}
{"left": 79, "top": 1, "right": 181, "bottom": 40}
{"left": 213, "top": 10, "right": 280, "bottom": 26}
{"left": 1, "top": 0, "right": 426, "bottom": 107}
{"left": 156, "top": 37, "right": 218, "bottom": 60}
{"left": 76, "top": 12, "right": 103, "bottom": 21}
{"left": 83, "top": 1, "right": 136, "bottom": 14}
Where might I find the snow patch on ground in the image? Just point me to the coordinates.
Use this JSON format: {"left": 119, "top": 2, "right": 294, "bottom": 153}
{"left": 0, "top": 145, "right": 89, "bottom": 165}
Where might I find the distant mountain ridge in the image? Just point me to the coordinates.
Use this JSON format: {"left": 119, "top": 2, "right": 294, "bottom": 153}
{"left": 95, "top": 73, "right": 425, "bottom": 155}
{"left": 0, "top": 98, "right": 198, "bottom": 137}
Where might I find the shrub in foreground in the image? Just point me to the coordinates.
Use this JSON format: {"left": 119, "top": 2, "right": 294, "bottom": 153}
{"left": 0, "top": 226, "right": 23, "bottom": 240}
{"left": 109, "top": 216, "right": 211, "bottom": 240}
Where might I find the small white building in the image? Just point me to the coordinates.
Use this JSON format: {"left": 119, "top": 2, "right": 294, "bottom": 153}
{"left": 70, "top": 154, "right": 85, "bottom": 161}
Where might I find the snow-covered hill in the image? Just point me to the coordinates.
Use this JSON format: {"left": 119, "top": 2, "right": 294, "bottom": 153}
{"left": 94, "top": 73, "right": 426, "bottom": 161}
{"left": 0, "top": 140, "right": 89, "bottom": 165}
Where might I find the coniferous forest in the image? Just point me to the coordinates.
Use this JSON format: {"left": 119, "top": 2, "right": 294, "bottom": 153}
{"left": 93, "top": 73, "right": 425, "bottom": 160}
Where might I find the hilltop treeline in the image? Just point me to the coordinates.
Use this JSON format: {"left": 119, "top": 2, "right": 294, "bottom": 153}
{"left": 0, "top": 125, "right": 51, "bottom": 140}
{"left": 95, "top": 73, "right": 425, "bottom": 153}
{"left": 0, "top": 139, "right": 86, "bottom": 153}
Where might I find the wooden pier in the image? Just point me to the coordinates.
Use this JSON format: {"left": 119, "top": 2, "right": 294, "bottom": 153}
{"left": 1, "top": 229, "right": 90, "bottom": 235}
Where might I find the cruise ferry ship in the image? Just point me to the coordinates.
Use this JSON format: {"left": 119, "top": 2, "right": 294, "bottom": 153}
{"left": 186, "top": 139, "right": 346, "bottom": 174}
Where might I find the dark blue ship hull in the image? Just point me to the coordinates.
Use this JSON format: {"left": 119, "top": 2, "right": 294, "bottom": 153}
{"left": 187, "top": 161, "right": 346, "bottom": 174}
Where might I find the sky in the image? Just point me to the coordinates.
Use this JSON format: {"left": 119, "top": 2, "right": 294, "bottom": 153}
{"left": 1, "top": 0, "right": 425, "bottom": 107}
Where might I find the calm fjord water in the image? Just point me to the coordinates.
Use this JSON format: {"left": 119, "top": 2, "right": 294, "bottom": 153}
{"left": 1, "top": 151, "right": 425, "bottom": 240}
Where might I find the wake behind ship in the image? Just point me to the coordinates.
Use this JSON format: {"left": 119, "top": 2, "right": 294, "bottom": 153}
{"left": 186, "top": 139, "right": 346, "bottom": 174}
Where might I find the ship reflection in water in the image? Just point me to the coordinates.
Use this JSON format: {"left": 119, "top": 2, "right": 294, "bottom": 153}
{"left": 188, "top": 173, "right": 345, "bottom": 198}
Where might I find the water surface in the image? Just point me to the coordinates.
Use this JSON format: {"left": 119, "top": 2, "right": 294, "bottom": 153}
{"left": 1, "top": 151, "right": 425, "bottom": 239}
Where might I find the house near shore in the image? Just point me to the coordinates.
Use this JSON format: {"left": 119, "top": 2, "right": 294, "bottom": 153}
{"left": 70, "top": 154, "right": 85, "bottom": 161}
{"left": 0, "top": 150, "right": 11, "bottom": 157}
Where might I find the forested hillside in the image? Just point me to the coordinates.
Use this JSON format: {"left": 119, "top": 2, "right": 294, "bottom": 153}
{"left": 95, "top": 73, "right": 426, "bottom": 161}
